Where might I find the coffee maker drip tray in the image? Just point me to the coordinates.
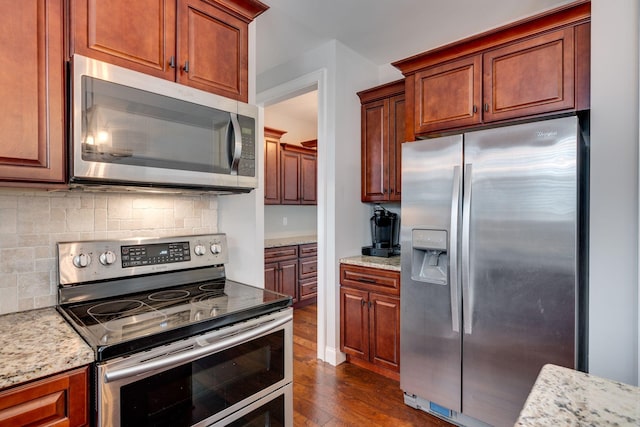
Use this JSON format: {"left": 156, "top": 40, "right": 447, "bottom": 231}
{"left": 362, "top": 245, "right": 401, "bottom": 257}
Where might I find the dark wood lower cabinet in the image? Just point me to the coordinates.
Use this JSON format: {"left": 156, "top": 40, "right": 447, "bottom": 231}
{"left": 264, "top": 243, "right": 318, "bottom": 307}
{"left": 340, "top": 263, "right": 400, "bottom": 380}
{"left": 0, "top": 366, "right": 89, "bottom": 427}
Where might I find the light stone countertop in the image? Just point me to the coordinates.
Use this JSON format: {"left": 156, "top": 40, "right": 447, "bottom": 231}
{"left": 0, "top": 308, "right": 94, "bottom": 390}
{"left": 516, "top": 364, "right": 640, "bottom": 426}
{"left": 265, "top": 235, "right": 317, "bottom": 248}
{"left": 339, "top": 255, "right": 401, "bottom": 272}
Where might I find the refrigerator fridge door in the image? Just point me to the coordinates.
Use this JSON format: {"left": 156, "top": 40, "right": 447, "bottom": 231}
{"left": 461, "top": 116, "right": 578, "bottom": 426}
{"left": 400, "top": 135, "right": 463, "bottom": 412}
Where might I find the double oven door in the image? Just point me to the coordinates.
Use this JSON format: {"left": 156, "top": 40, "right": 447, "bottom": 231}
{"left": 97, "top": 309, "right": 293, "bottom": 427}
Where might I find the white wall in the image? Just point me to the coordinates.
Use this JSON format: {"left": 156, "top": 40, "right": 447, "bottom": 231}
{"left": 264, "top": 205, "right": 317, "bottom": 239}
{"left": 589, "top": 0, "right": 639, "bottom": 385}
{"left": 257, "top": 40, "right": 378, "bottom": 364}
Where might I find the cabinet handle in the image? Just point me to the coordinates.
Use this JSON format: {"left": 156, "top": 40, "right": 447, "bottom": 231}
{"left": 361, "top": 299, "right": 366, "bottom": 307}
{"left": 169, "top": 56, "right": 176, "bottom": 69}
{"left": 484, "top": 103, "right": 489, "bottom": 112}
{"left": 472, "top": 105, "right": 477, "bottom": 114}
{"left": 183, "top": 61, "right": 190, "bottom": 73}
{"left": 368, "top": 301, "right": 373, "bottom": 308}
{"left": 357, "top": 277, "right": 377, "bottom": 284}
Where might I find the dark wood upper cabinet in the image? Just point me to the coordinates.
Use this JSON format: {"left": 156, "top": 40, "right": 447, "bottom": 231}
{"left": 0, "top": 0, "right": 66, "bottom": 185}
{"left": 280, "top": 144, "right": 317, "bottom": 205}
{"left": 483, "top": 27, "right": 575, "bottom": 123}
{"left": 69, "top": 0, "right": 176, "bottom": 80}
{"left": 413, "top": 55, "right": 482, "bottom": 134}
{"left": 69, "top": 0, "right": 268, "bottom": 101}
{"left": 177, "top": 0, "right": 248, "bottom": 98}
{"left": 358, "top": 80, "right": 405, "bottom": 203}
{"left": 393, "top": 0, "right": 590, "bottom": 139}
{"left": 264, "top": 127, "right": 286, "bottom": 205}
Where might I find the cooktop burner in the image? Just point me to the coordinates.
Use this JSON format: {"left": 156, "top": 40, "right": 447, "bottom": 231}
{"left": 56, "top": 234, "right": 293, "bottom": 361}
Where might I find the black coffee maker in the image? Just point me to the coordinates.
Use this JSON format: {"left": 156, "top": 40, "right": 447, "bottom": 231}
{"left": 362, "top": 207, "right": 400, "bottom": 257}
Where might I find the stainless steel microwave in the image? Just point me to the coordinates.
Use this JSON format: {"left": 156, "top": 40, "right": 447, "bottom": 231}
{"left": 69, "top": 55, "right": 258, "bottom": 193}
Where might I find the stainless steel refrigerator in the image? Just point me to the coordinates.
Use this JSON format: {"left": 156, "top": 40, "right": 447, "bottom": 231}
{"left": 400, "top": 115, "right": 588, "bottom": 427}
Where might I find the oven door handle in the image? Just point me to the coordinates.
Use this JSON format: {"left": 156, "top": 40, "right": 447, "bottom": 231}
{"left": 103, "top": 312, "right": 292, "bottom": 383}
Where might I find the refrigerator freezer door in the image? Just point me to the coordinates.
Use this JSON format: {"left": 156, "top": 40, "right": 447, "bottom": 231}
{"left": 400, "top": 135, "right": 463, "bottom": 412}
{"left": 461, "top": 116, "right": 577, "bottom": 426}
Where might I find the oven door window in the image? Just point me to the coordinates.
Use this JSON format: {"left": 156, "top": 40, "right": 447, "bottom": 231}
{"left": 81, "top": 76, "right": 233, "bottom": 174}
{"left": 118, "top": 330, "right": 285, "bottom": 426}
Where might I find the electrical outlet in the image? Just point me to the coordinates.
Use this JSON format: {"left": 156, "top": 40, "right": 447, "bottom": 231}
{"left": 283, "top": 217, "right": 288, "bottom": 226}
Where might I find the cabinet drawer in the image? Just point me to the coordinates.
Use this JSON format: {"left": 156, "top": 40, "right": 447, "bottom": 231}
{"left": 264, "top": 245, "right": 298, "bottom": 262}
{"left": 299, "top": 277, "right": 318, "bottom": 299}
{"left": 340, "top": 264, "right": 400, "bottom": 295}
{"left": 299, "top": 243, "right": 317, "bottom": 257}
{"left": 299, "top": 256, "right": 317, "bottom": 279}
{"left": 0, "top": 366, "right": 89, "bottom": 427}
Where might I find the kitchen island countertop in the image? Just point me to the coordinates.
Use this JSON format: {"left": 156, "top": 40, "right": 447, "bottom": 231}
{"left": 516, "top": 364, "right": 640, "bottom": 426}
{"left": 0, "top": 308, "right": 94, "bottom": 390}
{"left": 340, "top": 255, "right": 400, "bottom": 272}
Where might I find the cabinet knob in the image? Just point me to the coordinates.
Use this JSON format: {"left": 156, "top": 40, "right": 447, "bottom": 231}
{"left": 183, "top": 61, "right": 190, "bottom": 73}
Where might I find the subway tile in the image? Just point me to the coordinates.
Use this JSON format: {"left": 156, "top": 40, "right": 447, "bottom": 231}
{"left": 0, "top": 209, "right": 16, "bottom": 234}
{"left": 66, "top": 208, "right": 95, "bottom": 232}
{"left": 0, "top": 248, "right": 34, "bottom": 273}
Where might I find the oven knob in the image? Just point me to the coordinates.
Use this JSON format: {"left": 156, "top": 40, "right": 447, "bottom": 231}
{"left": 210, "top": 244, "right": 221, "bottom": 254}
{"left": 194, "top": 244, "right": 206, "bottom": 256}
{"left": 72, "top": 253, "right": 91, "bottom": 268}
{"left": 99, "top": 251, "right": 117, "bottom": 266}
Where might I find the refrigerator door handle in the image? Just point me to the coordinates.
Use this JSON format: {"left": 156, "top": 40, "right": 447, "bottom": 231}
{"left": 462, "top": 163, "right": 473, "bottom": 335}
{"left": 449, "top": 166, "right": 462, "bottom": 333}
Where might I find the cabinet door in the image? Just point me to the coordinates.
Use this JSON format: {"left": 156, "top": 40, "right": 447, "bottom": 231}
{"left": 340, "top": 287, "right": 369, "bottom": 361}
{"left": 0, "top": 366, "right": 89, "bottom": 427}
{"left": 483, "top": 28, "right": 575, "bottom": 123}
{"left": 280, "top": 150, "right": 300, "bottom": 205}
{"left": 361, "top": 99, "right": 389, "bottom": 202}
{"left": 413, "top": 54, "right": 482, "bottom": 134}
{"left": 70, "top": 0, "right": 176, "bottom": 80}
{"left": 0, "top": 0, "right": 65, "bottom": 184}
{"left": 279, "top": 259, "right": 298, "bottom": 303}
{"left": 389, "top": 93, "right": 405, "bottom": 201}
{"left": 369, "top": 293, "right": 400, "bottom": 372}
{"left": 300, "top": 152, "right": 317, "bottom": 205}
{"left": 264, "top": 137, "right": 281, "bottom": 204}
{"left": 264, "top": 261, "right": 278, "bottom": 293}
{"left": 177, "top": 0, "right": 248, "bottom": 101}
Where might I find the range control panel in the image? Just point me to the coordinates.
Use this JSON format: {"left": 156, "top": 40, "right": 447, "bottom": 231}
{"left": 58, "top": 234, "right": 228, "bottom": 285}
{"left": 121, "top": 242, "right": 191, "bottom": 268}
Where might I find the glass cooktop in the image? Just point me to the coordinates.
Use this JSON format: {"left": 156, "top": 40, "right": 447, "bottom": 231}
{"left": 58, "top": 279, "right": 292, "bottom": 361}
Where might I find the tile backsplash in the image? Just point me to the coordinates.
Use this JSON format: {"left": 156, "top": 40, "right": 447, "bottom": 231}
{"left": 0, "top": 189, "right": 218, "bottom": 315}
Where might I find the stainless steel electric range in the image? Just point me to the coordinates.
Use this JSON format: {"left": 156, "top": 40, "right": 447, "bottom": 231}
{"left": 56, "top": 234, "right": 293, "bottom": 427}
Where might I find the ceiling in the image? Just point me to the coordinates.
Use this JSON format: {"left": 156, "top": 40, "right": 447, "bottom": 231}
{"left": 255, "top": 0, "right": 574, "bottom": 76}
{"left": 256, "top": 0, "right": 574, "bottom": 137}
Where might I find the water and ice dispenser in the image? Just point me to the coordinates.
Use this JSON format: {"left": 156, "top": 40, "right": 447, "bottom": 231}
{"left": 410, "top": 229, "right": 448, "bottom": 285}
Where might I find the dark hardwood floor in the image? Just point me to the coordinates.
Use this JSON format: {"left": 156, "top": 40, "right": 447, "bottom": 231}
{"left": 293, "top": 304, "right": 453, "bottom": 426}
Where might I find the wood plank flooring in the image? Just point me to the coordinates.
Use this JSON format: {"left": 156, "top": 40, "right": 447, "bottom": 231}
{"left": 293, "top": 304, "right": 454, "bottom": 426}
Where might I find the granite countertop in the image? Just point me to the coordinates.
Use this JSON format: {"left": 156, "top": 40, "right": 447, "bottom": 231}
{"left": 340, "top": 255, "right": 401, "bottom": 272}
{"left": 516, "top": 364, "right": 640, "bottom": 426}
{"left": 265, "top": 235, "right": 317, "bottom": 248}
{"left": 0, "top": 308, "right": 94, "bottom": 390}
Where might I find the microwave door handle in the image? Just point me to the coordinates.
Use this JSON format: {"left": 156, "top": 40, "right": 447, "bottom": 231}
{"left": 229, "top": 113, "right": 242, "bottom": 175}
